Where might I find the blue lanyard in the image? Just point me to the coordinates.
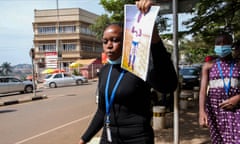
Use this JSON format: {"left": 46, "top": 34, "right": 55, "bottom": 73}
{"left": 105, "top": 65, "right": 125, "bottom": 123}
{"left": 217, "top": 60, "right": 234, "bottom": 96}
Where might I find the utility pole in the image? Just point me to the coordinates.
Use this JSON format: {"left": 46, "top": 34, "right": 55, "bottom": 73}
{"left": 29, "top": 48, "right": 36, "bottom": 97}
{"left": 56, "top": 0, "right": 61, "bottom": 69}
{"left": 173, "top": 0, "right": 179, "bottom": 143}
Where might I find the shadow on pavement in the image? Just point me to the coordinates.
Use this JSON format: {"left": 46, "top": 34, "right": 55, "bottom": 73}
{"left": 154, "top": 100, "right": 211, "bottom": 144}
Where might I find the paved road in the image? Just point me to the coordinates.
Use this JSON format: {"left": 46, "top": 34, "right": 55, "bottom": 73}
{"left": 0, "top": 81, "right": 100, "bottom": 144}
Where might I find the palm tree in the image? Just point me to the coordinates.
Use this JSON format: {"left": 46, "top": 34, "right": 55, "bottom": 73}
{"left": 1, "top": 62, "right": 12, "bottom": 76}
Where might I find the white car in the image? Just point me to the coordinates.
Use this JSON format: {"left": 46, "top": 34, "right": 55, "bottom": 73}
{"left": 43, "top": 73, "right": 88, "bottom": 88}
{"left": 0, "top": 76, "right": 34, "bottom": 94}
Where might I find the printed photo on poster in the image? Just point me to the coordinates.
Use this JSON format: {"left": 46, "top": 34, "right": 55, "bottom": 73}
{"left": 121, "top": 4, "right": 160, "bottom": 81}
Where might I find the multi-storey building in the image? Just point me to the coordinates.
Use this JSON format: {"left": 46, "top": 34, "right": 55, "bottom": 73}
{"left": 32, "top": 8, "right": 102, "bottom": 78}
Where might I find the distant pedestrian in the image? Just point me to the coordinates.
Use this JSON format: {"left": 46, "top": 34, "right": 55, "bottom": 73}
{"left": 199, "top": 32, "right": 240, "bottom": 143}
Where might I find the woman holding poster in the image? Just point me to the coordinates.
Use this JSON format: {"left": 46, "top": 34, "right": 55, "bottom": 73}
{"left": 78, "top": 0, "right": 178, "bottom": 144}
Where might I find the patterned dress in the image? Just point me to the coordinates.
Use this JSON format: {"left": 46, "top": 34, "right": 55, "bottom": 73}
{"left": 207, "top": 59, "right": 240, "bottom": 144}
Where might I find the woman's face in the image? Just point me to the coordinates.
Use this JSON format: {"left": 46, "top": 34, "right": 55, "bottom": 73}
{"left": 102, "top": 25, "right": 123, "bottom": 61}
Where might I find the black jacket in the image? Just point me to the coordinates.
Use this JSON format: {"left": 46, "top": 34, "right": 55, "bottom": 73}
{"left": 81, "top": 40, "right": 178, "bottom": 144}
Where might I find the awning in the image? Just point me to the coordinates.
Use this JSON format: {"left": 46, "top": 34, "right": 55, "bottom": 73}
{"left": 41, "top": 69, "right": 65, "bottom": 74}
{"left": 69, "top": 62, "right": 79, "bottom": 68}
{"left": 41, "top": 69, "right": 55, "bottom": 74}
{"left": 74, "top": 58, "right": 96, "bottom": 65}
{"left": 69, "top": 58, "right": 96, "bottom": 69}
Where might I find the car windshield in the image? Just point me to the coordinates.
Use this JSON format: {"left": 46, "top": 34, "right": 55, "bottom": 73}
{"left": 45, "top": 75, "right": 52, "bottom": 79}
{"left": 180, "top": 68, "right": 199, "bottom": 76}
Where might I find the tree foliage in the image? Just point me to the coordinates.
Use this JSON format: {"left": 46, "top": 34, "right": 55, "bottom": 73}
{"left": 89, "top": 14, "right": 111, "bottom": 40}
{"left": 90, "top": 0, "right": 135, "bottom": 40}
{"left": 93, "top": 0, "right": 240, "bottom": 64}
{"left": 92, "top": 0, "right": 169, "bottom": 40}
{"left": 185, "top": 0, "right": 240, "bottom": 40}
{"left": 0, "top": 62, "right": 12, "bottom": 76}
{"left": 180, "top": 34, "right": 215, "bottom": 64}
{"left": 180, "top": 0, "right": 240, "bottom": 64}
{"left": 100, "top": 0, "right": 135, "bottom": 21}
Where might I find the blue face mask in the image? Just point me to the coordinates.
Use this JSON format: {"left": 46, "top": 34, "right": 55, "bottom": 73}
{"left": 107, "top": 57, "right": 121, "bottom": 64}
{"left": 214, "top": 45, "right": 232, "bottom": 57}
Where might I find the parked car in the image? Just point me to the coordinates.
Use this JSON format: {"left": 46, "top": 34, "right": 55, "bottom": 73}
{"left": 0, "top": 76, "right": 34, "bottom": 94}
{"left": 43, "top": 73, "right": 88, "bottom": 88}
{"left": 179, "top": 66, "right": 201, "bottom": 90}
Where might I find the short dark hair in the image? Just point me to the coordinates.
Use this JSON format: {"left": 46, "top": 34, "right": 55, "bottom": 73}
{"left": 103, "top": 22, "right": 123, "bottom": 31}
{"left": 103, "top": 22, "right": 124, "bottom": 37}
{"left": 215, "top": 32, "right": 233, "bottom": 45}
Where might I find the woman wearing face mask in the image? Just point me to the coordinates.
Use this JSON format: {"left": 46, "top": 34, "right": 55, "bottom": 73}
{"left": 199, "top": 32, "right": 240, "bottom": 143}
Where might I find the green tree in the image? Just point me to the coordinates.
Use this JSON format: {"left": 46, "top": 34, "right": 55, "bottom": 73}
{"left": 184, "top": 0, "right": 240, "bottom": 40}
{"left": 100, "top": 0, "right": 135, "bottom": 21}
{"left": 90, "top": 0, "right": 135, "bottom": 40}
{"left": 1, "top": 62, "right": 12, "bottom": 76}
{"left": 179, "top": 0, "right": 240, "bottom": 64}
{"left": 180, "top": 34, "right": 215, "bottom": 64}
{"left": 91, "top": 0, "right": 169, "bottom": 40}
{"left": 90, "top": 14, "right": 111, "bottom": 40}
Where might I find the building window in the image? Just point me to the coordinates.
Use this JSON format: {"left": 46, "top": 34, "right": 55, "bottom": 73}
{"left": 62, "top": 43, "right": 76, "bottom": 51}
{"left": 81, "top": 41, "right": 92, "bottom": 52}
{"left": 95, "top": 44, "right": 102, "bottom": 52}
{"left": 39, "top": 44, "right": 56, "bottom": 52}
{"left": 80, "top": 24, "right": 94, "bottom": 35}
{"left": 59, "top": 25, "right": 76, "bottom": 33}
{"left": 38, "top": 26, "right": 56, "bottom": 34}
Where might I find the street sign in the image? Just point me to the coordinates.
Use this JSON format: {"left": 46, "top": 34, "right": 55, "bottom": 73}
{"left": 45, "top": 52, "right": 58, "bottom": 69}
{"left": 153, "top": 0, "right": 199, "bottom": 14}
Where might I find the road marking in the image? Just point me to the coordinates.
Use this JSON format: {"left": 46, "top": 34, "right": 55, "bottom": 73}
{"left": 15, "top": 114, "right": 93, "bottom": 144}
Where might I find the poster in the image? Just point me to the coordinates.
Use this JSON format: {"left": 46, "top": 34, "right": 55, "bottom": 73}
{"left": 121, "top": 4, "right": 160, "bottom": 81}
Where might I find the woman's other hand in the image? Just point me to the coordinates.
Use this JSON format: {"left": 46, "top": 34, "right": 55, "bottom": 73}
{"left": 199, "top": 110, "right": 208, "bottom": 127}
{"left": 219, "top": 95, "right": 240, "bottom": 110}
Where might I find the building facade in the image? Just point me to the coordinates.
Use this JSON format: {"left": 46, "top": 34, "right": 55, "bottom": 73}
{"left": 32, "top": 8, "right": 102, "bottom": 77}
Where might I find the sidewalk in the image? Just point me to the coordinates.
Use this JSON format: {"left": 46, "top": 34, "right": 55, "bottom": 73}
{"left": 88, "top": 98, "right": 211, "bottom": 144}
{"left": 154, "top": 99, "right": 211, "bottom": 144}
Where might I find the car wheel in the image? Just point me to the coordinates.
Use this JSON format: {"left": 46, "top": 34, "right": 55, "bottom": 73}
{"left": 76, "top": 80, "right": 83, "bottom": 85}
{"left": 49, "top": 82, "right": 57, "bottom": 88}
{"left": 25, "top": 85, "right": 33, "bottom": 93}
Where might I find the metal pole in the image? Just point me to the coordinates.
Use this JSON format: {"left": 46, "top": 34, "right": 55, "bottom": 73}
{"left": 32, "top": 56, "right": 36, "bottom": 97}
{"left": 92, "top": 64, "right": 94, "bottom": 79}
{"left": 56, "top": 0, "right": 60, "bottom": 69}
{"left": 172, "top": 0, "right": 179, "bottom": 143}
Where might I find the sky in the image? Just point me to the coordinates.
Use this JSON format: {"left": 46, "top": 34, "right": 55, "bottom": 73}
{"left": 0, "top": 0, "right": 105, "bottom": 66}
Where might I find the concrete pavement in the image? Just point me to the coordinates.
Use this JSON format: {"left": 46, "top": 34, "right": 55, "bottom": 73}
{"left": 88, "top": 94, "right": 211, "bottom": 144}
{"left": 0, "top": 92, "right": 47, "bottom": 107}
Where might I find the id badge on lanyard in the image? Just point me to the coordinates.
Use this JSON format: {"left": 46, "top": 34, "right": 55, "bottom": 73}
{"left": 105, "top": 65, "right": 125, "bottom": 142}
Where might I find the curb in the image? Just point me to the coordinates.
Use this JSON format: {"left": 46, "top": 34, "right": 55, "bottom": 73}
{"left": 0, "top": 95, "right": 48, "bottom": 107}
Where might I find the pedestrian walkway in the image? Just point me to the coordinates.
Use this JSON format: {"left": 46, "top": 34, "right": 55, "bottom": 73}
{"left": 88, "top": 99, "right": 211, "bottom": 144}
{"left": 0, "top": 92, "right": 47, "bottom": 106}
{"left": 154, "top": 99, "right": 211, "bottom": 144}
